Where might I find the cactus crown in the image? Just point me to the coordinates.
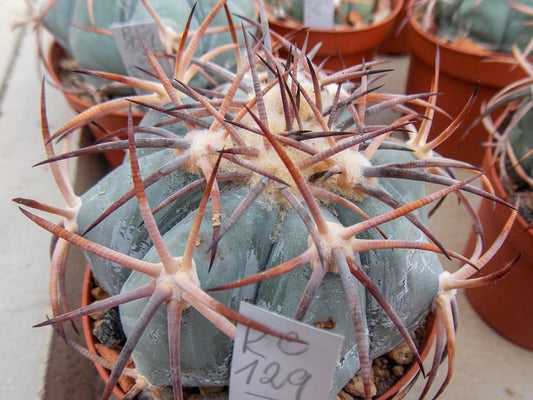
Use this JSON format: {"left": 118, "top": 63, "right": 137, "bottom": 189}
{"left": 15, "top": 1, "right": 520, "bottom": 400}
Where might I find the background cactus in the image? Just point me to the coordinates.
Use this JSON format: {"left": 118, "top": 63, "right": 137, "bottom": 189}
{"left": 479, "top": 46, "right": 533, "bottom": 224}
{"left": 266, "top": 0, "right": 383, "bottom": 26}
{"left": 40, "top": 0, "right": 257, "bottom": 150}
{"left": 410, "top": 0, "right": 533, "bottom": 53}
{"left": 16, "top": 2, "right": 518, "bottom": 400}
{"left": 508, "top": 111, "right": 533, "bottom": 224}
{"left": 40, "top": 0, "right": 255, "bottom": 90}
{"left": 433, "top": 0, "right": 533, "bottom": 52}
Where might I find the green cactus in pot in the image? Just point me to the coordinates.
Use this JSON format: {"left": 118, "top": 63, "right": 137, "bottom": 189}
{"left": 409, "top": 0, "right": 533, "bottom": 53}
{"left": 266, "top": 0, "right": 386, "bottom": 27}
{"left": 16, "top": 2, "right": 519, "bottom": 399}
{"left": 39, "top": 0, "right": 255, "bottom": 83}
{"left": 478, "top": 45, "right": 533, "bottom": 225}
{"left": 32, "top": 0, "right": 256, "bottom": 135}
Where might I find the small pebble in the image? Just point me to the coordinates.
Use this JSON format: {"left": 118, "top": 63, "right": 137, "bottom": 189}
{"left": 92, "top": 307, "right": 127, "bottom": 348}
{"left": 336, "top": 391, "right": 355, "bottom": 400}
{"left": 344, "top": 374, "right": 377, "bottom": 397}
{"left": 373, "top": 358, "right": 390, "bottom": 378}
{"left": 392, "top": 365, "right": 405, "bottom": 377}
{"left": 505, "top": 387, "right": 515, "bottom": 396}
{"left": 387, "top": 342, "right": 413, "bottom": 365}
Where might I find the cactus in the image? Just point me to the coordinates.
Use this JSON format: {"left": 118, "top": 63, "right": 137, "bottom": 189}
{"left": 16, "top": 2, "right": 518, "bottom": 400}
{"left": 266, "top": 0, "right": 381, "bottom": 26}
{"left": 40, "top": 0, "right": 255, "bottom": 87}
{"left": 479, "top": 46, "right": 533, "bottom": 224}
{"left": 411, "top": 0, "right": 533, "bottom": 53}
{"left": 32, "top": 0, "right": 256, "bottom": 137}
{"left": 39, "top": 0, "right": 257, "bottom": 146}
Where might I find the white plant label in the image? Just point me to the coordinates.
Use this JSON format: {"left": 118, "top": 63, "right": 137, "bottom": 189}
{"left": 110, "top": 22, "right": 172, "bottom": 94}
{"left": 304, "top": 0, "right": 335, "bottom": 29}
{"left": 229, "top": 302, "right": 344, "bottom": 400}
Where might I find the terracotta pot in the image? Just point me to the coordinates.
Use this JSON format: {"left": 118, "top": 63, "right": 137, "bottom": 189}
{"left": 406, "top": 14, "right": 529, "bottom": 167}
{"left": 81, "top": 267, "right": 131, "bottom": 399}
{"left": 378, "top": 2, "right": 411, "bottom": 55}
{"left": 268, "top": 0, "right": 404, "bottom": 72}
{"left": 47, "top": 41, "right": 144, "bottom": 168}
{"left": 81, "top": 266, "right": 437, "bottom": 399}
{"left": 375, "top": 312, "right": 436, "bottom": 399}
{"left": 464, "top": 147, "right": 533, "bottom": 351}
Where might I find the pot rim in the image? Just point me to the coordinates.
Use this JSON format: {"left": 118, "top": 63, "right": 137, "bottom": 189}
{"left": 81, "top": 267, "right": 128, "bottom": 399}
{"left": 407, "top": 12, "right": 532, "bottom": 88}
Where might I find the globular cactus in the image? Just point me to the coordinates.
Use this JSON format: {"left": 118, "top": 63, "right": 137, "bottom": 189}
{"left": 40, "top": 0, "right": 256, "bottom": 148}
{"left": 17, "top": 2, "right": 518, "bottom": 400}
{"left": 412, "top": 0, "right": 533, "bottom": 52}
{"left": 32, "top": 0, "right": 256, "bottom": 138}
{"left": 267, "top": 0, "right": 381, "bottom": 26}
{"left": 479, "top": 46, "right": 533, "bottom": 224}
{"left": 40, "top": 0, "right": 255, "bottom": 87}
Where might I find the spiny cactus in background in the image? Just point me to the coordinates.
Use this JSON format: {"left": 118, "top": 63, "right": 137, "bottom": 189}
{"left": 410, "top": 0, "right": 533, "bottom": 52}
{"left": 36, "top": 0, "right": 255, "bottom": 148}
{"left": 16, "top": 2, "right": 519, "bottom": 400}
{"left": 29, "top": 0, "right": 255, "bottom": 133}
{"left": 478, "top": 42, "right": 533, "bottom": 225}
{"left": 39, "top": 0, "right": 255, "bottom": 82}
{"left": 267, "top": 0, "right": 388, "bottom": 26}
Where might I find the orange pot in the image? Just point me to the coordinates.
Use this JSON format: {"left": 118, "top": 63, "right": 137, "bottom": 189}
{"left": 47, "top": 41, "right": 144, "bottom": 168}
{"left": 82, "top": 267, "right": 130, "bottom": 399}
{"left": 81, "top": 266, "right": 437, "bottom": 399}
{"left": 376, "top": 312, "right": 436, "bottom": 399}
{"left": 378, "top": 2, "right": 411, "bottom": 55}
{"left": 464, "top": 148, "right": 533, "bottom": 350}
{"left": 406, "top": 14, "right": 529, "bottom": 167}
{"left": 268, "top": 0, "right": 404, "bottom": 71}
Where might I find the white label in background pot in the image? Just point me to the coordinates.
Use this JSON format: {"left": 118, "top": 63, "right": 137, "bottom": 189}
{"left": 304, "top": 0, "right": 335, "bottom": 29}
{"left": 110, "top": 22, "right": 172, "bottom": 94}
{"left": 230, "top": 302, "right": 344, "bottom": 400}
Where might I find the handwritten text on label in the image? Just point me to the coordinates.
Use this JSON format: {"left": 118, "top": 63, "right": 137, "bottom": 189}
{"left": 229, "top": 302, "right": 344, "bottom": 400}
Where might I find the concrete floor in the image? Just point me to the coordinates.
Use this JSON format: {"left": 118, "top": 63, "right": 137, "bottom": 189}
{"left": 1, "top": 2, "right": 532, "bottom": 400}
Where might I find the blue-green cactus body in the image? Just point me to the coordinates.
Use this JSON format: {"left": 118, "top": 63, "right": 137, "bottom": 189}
{"left": 253, "top": 206, "right": 368, "bottom": 398}
{"left": 78, "top": 149, "right": 203, "bottom": 295}
{"left": 435, "top": 0, "right": 533, "bottom": 52}
{"left": 81, "top": 146, "right": 443, "bottom": 397}
{"left": 41, "top": 0, "right": 75, "bottom": 51}
{"left": 333, "top": 149, "right": 441, "bottom": 356}
{"left": 510, "top": 106, "right": 533, "bottom": 183}
{"left": 120, "top": 188, "right": 283, "bottom": 386}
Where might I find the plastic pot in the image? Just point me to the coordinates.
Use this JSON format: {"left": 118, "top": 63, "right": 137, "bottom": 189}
{"left": 378, "top": 2, "right": 411, "bottom": 55}
{"left": 268, "top": 0, "right": 404, "bottom": 71}
{"left": 406, "top": 13, "right": 529, "bottom": 166}
{"left": 464, "top": 147, "right": 533, "bottom": 351}
{"left": 82, "top": 267, "right": 133, "bottom": 398}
